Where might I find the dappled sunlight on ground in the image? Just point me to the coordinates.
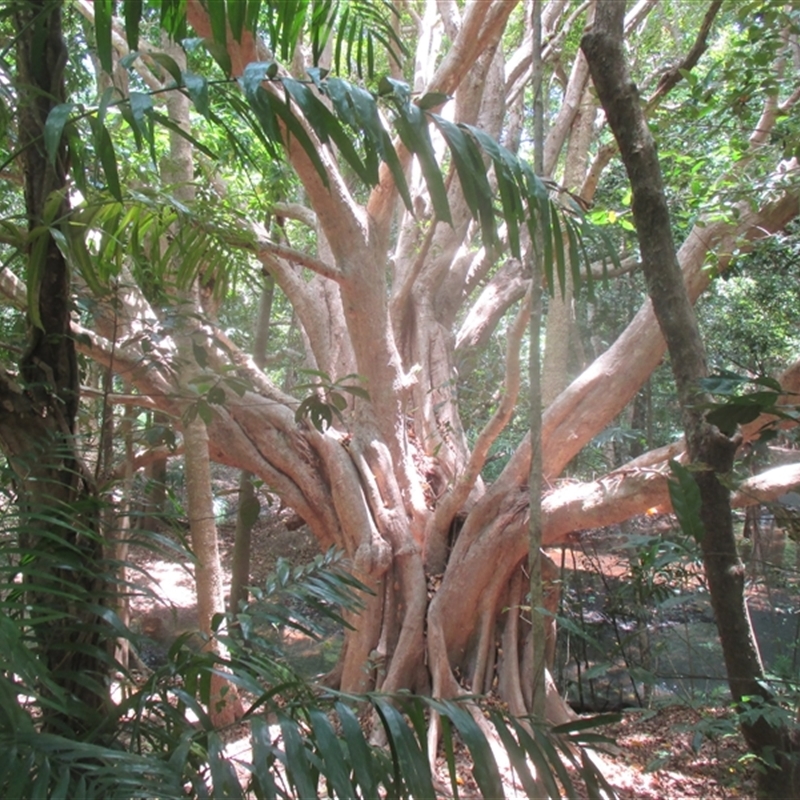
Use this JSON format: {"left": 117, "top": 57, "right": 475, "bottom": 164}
{"left": 131, "top": 558, "right": 196, "bottom": 613}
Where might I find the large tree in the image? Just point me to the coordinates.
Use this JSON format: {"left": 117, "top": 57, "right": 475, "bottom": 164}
{"left": 3, "top": 0, "right": 800, "bottom": 745}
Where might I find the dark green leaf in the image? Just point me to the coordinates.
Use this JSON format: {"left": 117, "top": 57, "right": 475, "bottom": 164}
{"left": 197, "top": 399, "right": 214, "bottom": 425}
{"left": 441, "top": 716, "right": 460, "bottom": 800}
{"left": 552, "top": 202, "right": 566, "bottom": 297}
{"left": 381, "top": 127, "right": 414, "bottom": 211}
{"left": 329, "top": 391, "right": 347, "bottom": 412}
{"left": 94, "top": 0, "right": 114, "bottom": 75}
{"left": 44, "top": 104, "right": 75, "bottom": 166}
{"left": 393, "top": 103, "right": 450, "bottom": 224}
{"left": 149, "top": 111, "right": 217, "bottom": 158}
{"left": 706, "top": 403, "right": 763, "bottom": 435}
{"left": 490, "top": 711, "right": 541, "bottom": 799}
{"left": 207, "top": 385, "right": 227, "bottom": 405}
{"left": 97, "top": 126, "right": 123, "bottom": 202}
{"left": 63, "top": 220, "right": 103, "bottom": 294}
{"left": 228, "top": 0, "right": 247, "bottom": 42}
{"left": 430, "top": 700, "right": 504, "bottom": 799}
{"left": 509, "top": 719, "right": 562, "bottom": 798}
{"left": 373, "top": 698, "right": 434, "bottom": 799}
{"left": 207, "top": 0, "right": 228, "bottom": 49}
{"left": 192, "top": 342, "right": 209, "bottom": 368}
{"left": 753, "top": 375, "right": 783, "bottom": 392}
{"left": 267, "top": 92, "right": 329, "bottom": 189}
{"left": 279, "top": 715, "right": 317, "bottom": 799}
{"left": 241, "top": 64, "right": 281, "bottom": 143}
{"left": 699, "top": 370, "right": 751, "bottom": 395}
{"left": 378, "top": 76, "right": 411, "bottom": 104}
{"left": 249, "top": 717, "right": 280, "bottom": 800}
{"left": 129, "top": 92, "right": 154, "bottom": 138}
{"left": 208, "top": 733, "right": 244, "bottom": 799}
{"left": 308, "top": 708, "right": 353, "bottom": 798}
{"left": 222, "top": 376, "right": 251, "bottom": 397}
{"left": 123, "top": 0, "right": 143, "bottom": 52}
{"left": 283, "top": 77, "right": 370, "bottom": 184}
{"left": 432, "top": 115, "right": 485, "bottom": 235}
{"left": 204, "top": 38, "right": 233, "bottom": 77}
{"left": 148, "top": 52, "right": 182, "bottom": 85}
{"left": 418, "top": 91, "right": 450, "bottom": 110}
{"left": 338, "top": 384, "right": 370, "bottom": 401}
{"left": 533, "top": 727, "right": 576, "bottom": 796}
{"left": 336, "top": 702, "right": 378, "bottom": 798}
{"left": 668, "top": 460, "right": 706, "bottom": 543}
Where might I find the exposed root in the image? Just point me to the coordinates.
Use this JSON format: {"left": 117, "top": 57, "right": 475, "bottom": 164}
{"left": 498, "top": 570, "right": 528, "bottom": 717}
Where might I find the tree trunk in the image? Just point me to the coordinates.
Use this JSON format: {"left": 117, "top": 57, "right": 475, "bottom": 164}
{"left": 139, "top": 411, "right": 169, "bottom": 532}
{"left": 529, "top": 0, "right": 546, "bottom": 725}
{"left": 229, "top": 276, "right": 274, "bottom": 614}
{"left": 0, "top": 0, "right": 106, "bottom": 732}
{"left": 157, "top": 37, "right": 243, "bottom": 726}
{"left": 582, "top": 3, "right": 800, "bottom": 793}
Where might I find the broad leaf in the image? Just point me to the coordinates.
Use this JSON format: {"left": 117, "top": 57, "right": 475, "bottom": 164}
{"left": 279, "top": 715, "right": 317, "bottom": 799}
{"left": 429, "top": 699, "right": 505, "bottom": 799}
{"left": 94, "top": 0, "right": 114, "bottom": 75}
{"left": 96, "top": 125, "right": 122, "bottom": 201}
{"left": 148, "top": 52, "right": 182, "bottom": 85}
{"left": 308, "top": 709, "right": 353, "bottom": 798}
{"left": 123, "top": 0, "right": 142, "bottom": 52}
{"left": 44, "top": 104, "right": 75, "bottom": 166}
{"left": 373, "top": 698, "right": 435, "bottom": 799}
{"left": 335, "top": 702, "right": 378, "bottom": 798}
{"left": 668, "top": 460, "right": 706, "bottom": 543}
{"left": 392, "top": 101, "right": 451, "bottom": 224}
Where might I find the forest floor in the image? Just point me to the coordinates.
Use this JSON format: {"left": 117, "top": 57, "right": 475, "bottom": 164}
{"left": 127, "top": 500, "right": 775, "bottom": 799}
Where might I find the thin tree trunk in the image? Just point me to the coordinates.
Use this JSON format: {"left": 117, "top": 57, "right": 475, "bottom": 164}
{"left": 160, "top": 38, "right": 242, "bottom": 726}
{"left": 140, "top": 411, "right": 169, "bottom": 532}
{"left": 529, "top": 0, "right": 547, "bottom": 725}
{"left": 229, "top": 274, "right": 274, "bottom": 613}
{"left": 184, "top": 417, "right": 226, "bottom": 636}
{"left": 582, "top": 4, "right": 800, "bottom": 793}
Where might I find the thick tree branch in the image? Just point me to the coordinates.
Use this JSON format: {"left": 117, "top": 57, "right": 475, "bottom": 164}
{"left": 0, "top": 266, "right": 27, "bottom": 309}
{"left": 543, "top": 461, "right": 800, "bottom": 546}
{"left": 270, "top": 201, "right": 317, "bottom": 229}
{"left": 254, "top": 231, "right": 343, "bottom": 283}
{"left": 109, "top": 444, "right": 183, "bottom": 481}
{"left": 425, "top": 291, "right": 531, "bottom": 569}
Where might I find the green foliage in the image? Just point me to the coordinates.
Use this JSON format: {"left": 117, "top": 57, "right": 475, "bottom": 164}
{"left": 241, "top": 547, "right": 368, "bottom": 637}
{"left": 1, "top": 506, "right": 619, "bottom": 799}
{"left": 21, "top": 2, "right": 607, "bottom": 304}
{"left": 700, "top": 224, "right": 800, "bottom": 377}
{"left": 699, "top": 370, "right": 800, "bottom": 438}
{"left": 555, "top": 529, "right": 706, "bottom": 712}
{"left": 293, "top": 369, "right": 369, "bottom": 431}
{"left": 668, "top": 460, "right": 706, "bottom": 544}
